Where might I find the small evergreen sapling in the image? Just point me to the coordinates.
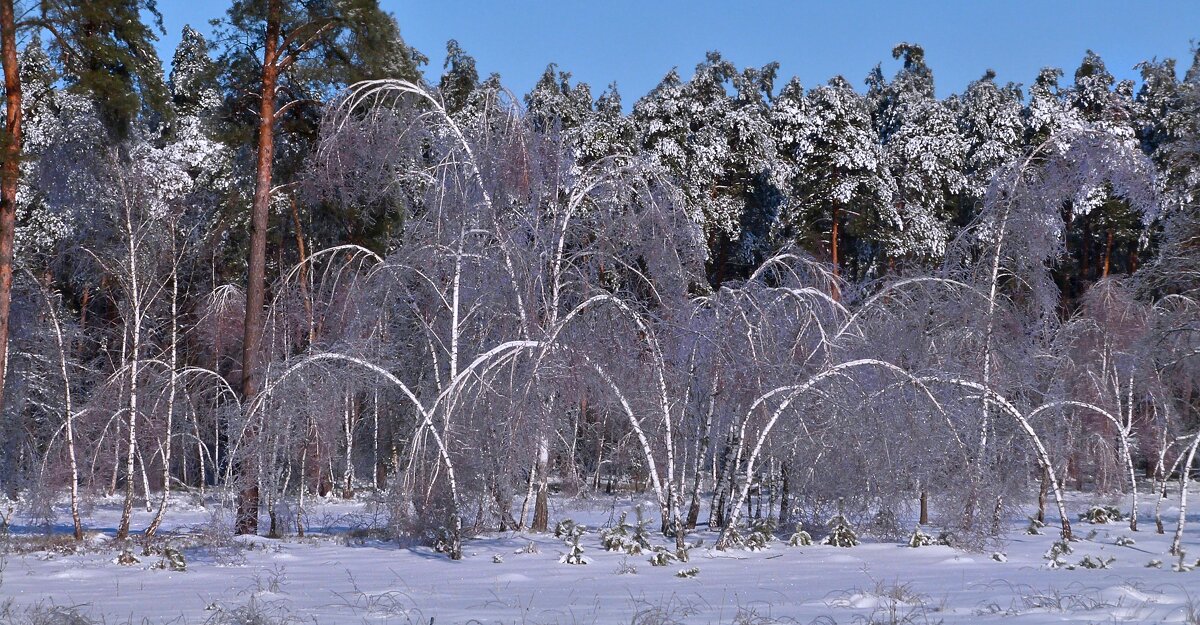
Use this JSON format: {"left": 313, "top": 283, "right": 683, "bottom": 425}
{"left": 1044, "top": 540, "right": 1073, "bottom": 569}
{"left": 559, "top": 524, "right": 589, "bottom": 565}
{"left": 788, "top": 530, "right": 813, "bottom": 546}
{"left": 822, "top": 502, "right": 859, "bottom": 548}
{"left": 630, "top": 506, "right": 655, "bottom": 555}
{"left": 907, "top": 525, "right": 936, "bottom": 548}
{"left": 600, "top": 512, "right": 633, "bottom": 552}
{"left": 1080, "top": 505, "right": 1123, "bottom": 524}
{"left": 553, "top": 519, "right": 578, "bottom": 539}
{"left": 675, "top": 566, "right": 700, "bottom": 578}
{"left": 1078, "top": 555, "right": 1115, "bottom": 569}
{"left": 649, "top": 546, "right": 678, "bottom": 566}
{"left": 160, "top": 547, "right": 186, "bottom": 572}
{"left": 744, "top": 518, "right": 776, "bottom": 551}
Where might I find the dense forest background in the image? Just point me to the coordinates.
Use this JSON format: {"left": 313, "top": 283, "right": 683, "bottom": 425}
{"left": 1, "top": 0, "right": 1198, "bottom": 558}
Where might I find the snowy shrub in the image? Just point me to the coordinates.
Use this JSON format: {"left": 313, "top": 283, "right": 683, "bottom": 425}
{"left": 615, "top": 557, "right": 638, "bottom": 575}
{"left": 1079, "top": 505, "right": 1123, "bottom": 524}
{"left": 601, "top": 507, "right": 652, "bottom": 555}
{"left": 743, "top": 518, "right": 776, "bottom": 551}
{"left": 432, "top": 528, "right": 455, "bottom": 554}
{"left": 189, "top": 506, "right": 247, "bottom": 566}
{"left": 675, "top": 566, "right": 700, "bottom": 578}
{"left": 553, "top": 519, "right": 578, "bottom": 539}
{"left": 154, "top": 547, "right": 186, "bottom": 572}
{"left": 907, "top": 525, "right": 936, "bottom": 548}
{"left": 721, "top": 524, "right": 746, "bottom": 549}
{"left": 513, "top": 541, "right": 538, "bottom": 555}
{"left": 492, "top": 554, "right": 503, "bottom": 564}
{"left": 559, "top": 528, "right": 588, "bottom": 565}
{"left": 1025, "top": 518, "right": 1045, "bottom": 535}
{"left": 1147, "top": 559, "right": 1163, "bottom": 568}
{"left": 787, "top": 530, "right": 812, "bottom": 546}
{"left": 822, "top": 513, "right": 859, "bottom": 548}
{"left": 1044, "top": 540, "right": 1073, "bottom": 568}
{"left": 629, "top": 507, "right": 654, "bottom": 555}
{"left": 115, "top": 550, "right": 139, "bottom": 566}
{"left": 991, "top": 552, "right": 1007, "bottom": 563}
{"left": 1115, "top": 535, "right": 1136, "bottom": 547}
{"left": 1078, "top": 555, "right": 1115, "bottom": 569}
{"left": 648, "top": 546, "right": 677, "bottom": 566}
{"left": 600, "top": 511, "right": 633, "bottom": 552}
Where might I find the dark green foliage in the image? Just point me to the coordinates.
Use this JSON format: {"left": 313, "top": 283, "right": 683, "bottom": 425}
{"left": 38, "top": 0, "right": 170, "bottom": 136}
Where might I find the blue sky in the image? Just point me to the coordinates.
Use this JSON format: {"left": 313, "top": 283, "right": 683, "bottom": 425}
{"left": 155, "top": 0, "right": 1199, "bottom": 101}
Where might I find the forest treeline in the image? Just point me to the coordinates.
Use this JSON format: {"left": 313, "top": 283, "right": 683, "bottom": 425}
{"left": 0, "top": 0, "right": 1198, "bottom": 559}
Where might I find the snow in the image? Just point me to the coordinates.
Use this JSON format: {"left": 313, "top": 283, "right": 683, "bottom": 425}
{"left": 2, "top": 490, "right": 1199, "bottom": 623}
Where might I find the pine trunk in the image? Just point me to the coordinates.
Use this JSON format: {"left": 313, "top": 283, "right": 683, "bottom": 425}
{"left": 0, "top": 0, "right": 21, "bottom": 422}
{"left": 236, "top": 0, "right": 282, "bottom": 536}
{"left": 1102, "top": 229, "right": 1113, "bottom": 278}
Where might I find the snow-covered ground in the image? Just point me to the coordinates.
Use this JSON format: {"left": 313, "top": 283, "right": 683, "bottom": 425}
{"left": 2, "top": 489, "right": 1199, "bottom": 624}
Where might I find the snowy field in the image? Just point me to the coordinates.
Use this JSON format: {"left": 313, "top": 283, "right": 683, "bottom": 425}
{"left": 2, "top": 490, "right": 1200, "bottom": 624}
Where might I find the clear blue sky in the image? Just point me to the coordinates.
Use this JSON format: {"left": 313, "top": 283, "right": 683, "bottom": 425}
{"left": 155, "top": 0, "right": 1199, "bottom": 101}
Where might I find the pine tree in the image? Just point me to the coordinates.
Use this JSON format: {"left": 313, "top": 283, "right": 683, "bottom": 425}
{"left": 14, "top": 36, "right": 63, "bottom": 256}
{"left": 213, "top": 0, "right": 424, "bottom": 536}
{"left": 774, "top": 75, "right": 891, "bottom": 288}
{"left": 633, "top": 52, "right": 781, "bottom": 282}
{"left": 1025, "top": 67, "right": 1081, "bottom": 145}
{"left": 1066, "top": 51, "right": 1143, "bottom": 282}
{"left": 525, "top": 64, "right": 592, "bottom": 134}
{"left": 574, "top": 83, "right": 636, "bottom": 165}
{"left": 956, "top": 70, "right": 1024, "bottom": 214}
{"left": 874, "top": 44, "right": 967, "bottom": 263}
{"left": 439, "top": 39, "right": 479, "bottom": 116}
{"left": 34, "top": 0, "right": 170, "bottom": 136}
{"left": 169, "top": 26, "right": 220, "bottom": 121}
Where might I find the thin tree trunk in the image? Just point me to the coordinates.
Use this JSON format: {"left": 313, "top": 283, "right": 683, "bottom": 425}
{"left": 116, "top": 183, "right": 143, "bottom": 542}
{"left": 779, "top": 464, "right": 791, "bottom": 528}
{"left": 289, "top": 195, "right": 314, "bottom": 347}
{"left": 531, "top": 437, "right": 549, "bottom": 532}
{"left": 1037, "top": 467, "right": 1048, "bottom": 524}
{"left": 372, "top": 390, "right": 380, "bottom": 490}
{"left": 236, "top": 0, "right": 283, "bottom": 536}
{"left": 1170, "top": 434, "right": 1200, "bottom": 556}
{"left": 145, "top": 256, "right": 180, "bottom": 539}
{"left": 342, "top": 391, "right": 355, "bottom": 498}
{"left": 687, "top": 377, "right": 717, "bottom": 529}
{"left": 40, "top": 278, "right": 82, "bottom": 540}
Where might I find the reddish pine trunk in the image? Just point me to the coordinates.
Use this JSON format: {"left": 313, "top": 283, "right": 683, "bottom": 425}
{"left": 1102, "top": 229, "right": 1113, "bottom": 278}
{"left": 0, "top": 0, "right": 21, "bottom": 420}
{"left": 235, "top": 0, "right": 282, "bottom": 536}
